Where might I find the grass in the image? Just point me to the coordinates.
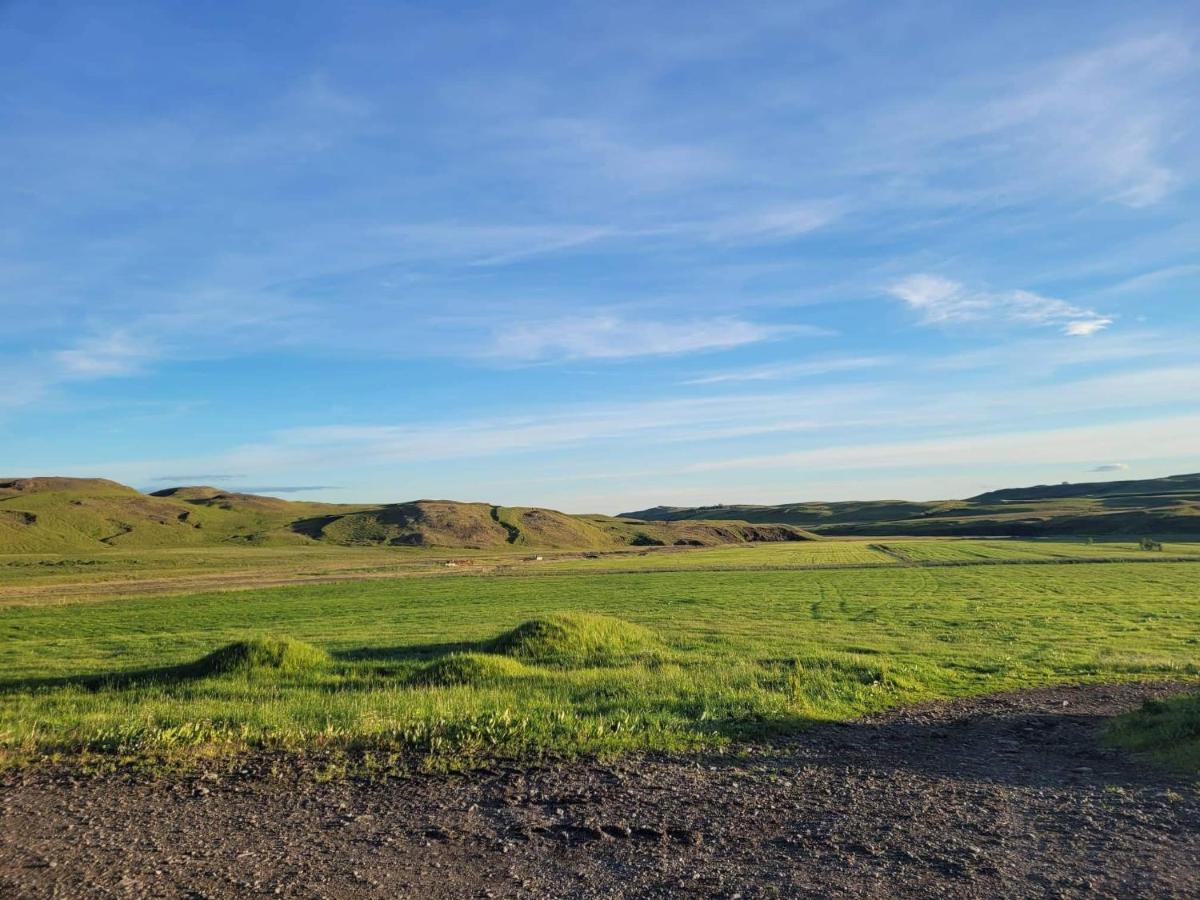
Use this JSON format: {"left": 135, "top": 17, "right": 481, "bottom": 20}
{"left": 5, "top": 538, "right": 1199, "bottom": 607}
{"left": 2, "top": 559, "right": 1198, "bottom": 768}
{"left": 191, "top": 636, "right": 331, "bottom": 676}
{"left": 488, "top": 612, "right": 660, "bottom": 666}
{"left": 411, "top": 653, "right": 534, "bottom": 686}
{"left": 1107, "top": 692, "right": 1200, "bottom": 771}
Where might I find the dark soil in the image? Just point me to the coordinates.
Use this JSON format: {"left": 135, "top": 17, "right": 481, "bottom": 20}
{"left": 3, "top": 682, "right": 1198, "bottom": 898}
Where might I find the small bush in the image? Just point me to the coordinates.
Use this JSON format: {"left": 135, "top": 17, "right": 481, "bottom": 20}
{"left": 411, "top": 652, "right": 532, "bottom": 686}
{"left": 489, "top": 612, "right": 659, "bottom": 666}
{"left": 191, "top": 636, "right": 329, "bottom": 676}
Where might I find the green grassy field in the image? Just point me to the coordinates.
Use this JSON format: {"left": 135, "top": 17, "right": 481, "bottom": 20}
{"left": 2, "top": 556, "right": 1197, "bottom": 769}
{"left": 5, "top": 538, "right": 1198, "bottom": 606}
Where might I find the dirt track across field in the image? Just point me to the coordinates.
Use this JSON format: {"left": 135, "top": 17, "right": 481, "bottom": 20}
{"left": 3, "top": 682, "right": 1198, "bottom": 898}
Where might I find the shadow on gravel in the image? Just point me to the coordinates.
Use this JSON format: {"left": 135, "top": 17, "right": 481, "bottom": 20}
{"left": 722, "top": 705, "right": 1191, "bottom": 789}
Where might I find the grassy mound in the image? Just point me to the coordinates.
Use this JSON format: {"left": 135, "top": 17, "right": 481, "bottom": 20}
{"left": 192, "top": 636, "right": 329, "bottom": 676}
{"left": 489, "top": 612, "right": 659, "bottom": 666}
{"left": 411, "top": 652, "right": 532, "bottom": 686}
{"left": 1107, "top": 692, "right": 1200, "bottom": 771}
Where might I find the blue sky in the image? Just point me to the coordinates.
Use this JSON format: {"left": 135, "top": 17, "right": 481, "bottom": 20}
{"left": 3, "top": 0, "right": 1198, "bottom": 512}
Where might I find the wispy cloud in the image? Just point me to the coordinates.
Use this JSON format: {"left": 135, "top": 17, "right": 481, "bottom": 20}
{"left": 683, "top": 356, "right": 891, "bottom": 385}
{"left": 228, "top": 485, "right": 342, "bottom": 494}
{"left": 855, "top": 33, "right": 1195, "bottom": 208}
{"left": 978, "top": 34, "right": 1189, "bottom": 207}
{"left": 932, "top": 330, "right": 1191, "bottom": 374}
{"left": 1102, "top": 264, "right": 1200, "bottom": 296}
{"left": 53, "top": 331, "right": 158, "bottom": 378}
{"left": 58, "top": 363, "right": 1200, "bottom": 489}
{"left": 1089, "top": 463, "right": 1129, "bottom": 472}
{"left": 687, "top": 415, "right": 1200, "bottom": 475}
{"left": 150, "top": 474, "right": 247, "bottom": 483}
{"left": 486, "top": 315, "right": 810, "bottom": 361}
{"left": 889, "top": 275, "right": 1113, "bottom": 336}
{"left": 699, "top": 205, "right": 838, "bottom": 244}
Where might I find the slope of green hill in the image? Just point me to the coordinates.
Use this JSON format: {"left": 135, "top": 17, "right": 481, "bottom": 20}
{"left": 0, "top": 478, "right": 817, "bottom": 553}
{"left": 968, "top": 472, "right": 1200, "bottom": 503}
{"left": 622, "top": 473, "right": 1200, "bottom": 537}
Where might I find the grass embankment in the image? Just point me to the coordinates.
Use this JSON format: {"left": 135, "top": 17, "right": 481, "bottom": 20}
{"left": 1, "top": 562, "right": 1198, "bottom": 769}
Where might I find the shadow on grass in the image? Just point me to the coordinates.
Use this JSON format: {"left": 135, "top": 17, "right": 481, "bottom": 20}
{"left": 0, "top": 661, "right": 227, "bottom": 693}
{"left": 332, "top": 641, "right": 478, "bottom": 663}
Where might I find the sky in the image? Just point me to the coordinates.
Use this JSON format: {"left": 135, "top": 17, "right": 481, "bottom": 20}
{"left": 3, "top": 0, "right": 1199, "bottom": 513}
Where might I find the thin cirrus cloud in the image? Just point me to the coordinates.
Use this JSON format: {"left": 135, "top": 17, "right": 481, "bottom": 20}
{"left": 853, "top": 33, "right": 1193, "bottom": 209}
{"left": 486, "top": 315, "right": 817, "bottom": 362}
{"left": 53, "top": 331, "right": 158, "bottom": 378}
{"left": 686, "top": 414, "right": 1200, "bottom": 476}
{"left": 682, "top": 356, "right": 892, "bottom": 386}
{"left": 150, "top": 474, "right": 248, "bottom": 483}
{"left": 888, "top": 275, "right": 1113, "bottom": 336}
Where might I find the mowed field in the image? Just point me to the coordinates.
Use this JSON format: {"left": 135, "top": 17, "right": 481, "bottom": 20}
{"left": 1, "top": 539, "right": 1198, "bottom": 769}
{"left": 4, "top": 537, "right": 1200, "bottom": 605}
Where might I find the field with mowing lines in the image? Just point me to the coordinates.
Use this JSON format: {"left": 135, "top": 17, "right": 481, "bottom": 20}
{"left": 870, "top": 539, "right": 1200, "bottom": 564}
{"left": 6, "top": 538, "right": 1198, "bottom": 606}
{"left": 1, "top": 559, "right": 1197, "bottom": 768}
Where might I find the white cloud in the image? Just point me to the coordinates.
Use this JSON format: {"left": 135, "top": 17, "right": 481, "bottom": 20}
{"left": 1063, "top": 318, "right": 1113, "bottom": 337}
{"left": 1090, "top": 463, "right": 1129, "bottom": 472}
{"left": 889, "top": 275, "right": 1113, "bottom": 336}
{"left": 487, "top": 315, "right": 802, "bottom": 361}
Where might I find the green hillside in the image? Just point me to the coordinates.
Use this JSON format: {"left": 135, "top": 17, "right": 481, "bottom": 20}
{"left": 621, "top": 473, "right": 1200, "bottom": 537}
{"left": 0, "top": 478, "right": 816, "bottom": 553}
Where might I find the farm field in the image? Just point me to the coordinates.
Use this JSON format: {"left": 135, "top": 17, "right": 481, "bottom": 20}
{"left": 869, "top": 539, "right": 1200, "bottom": 564}
{"left": 4, "top": 537, "right": 1198, "bottom": 605}
{"left": 2, "top": 558, "right": 1197, "bottom": 767}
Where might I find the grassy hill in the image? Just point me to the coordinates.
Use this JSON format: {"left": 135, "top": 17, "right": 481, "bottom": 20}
{"left": 6, "top": 471, "right": 1195, "bottom": 554}
{"left": 0, "top": 478, "right": 816, "bottom": 553}
{"left": 621, "top": 473, "right": 1200, "bottom": 537}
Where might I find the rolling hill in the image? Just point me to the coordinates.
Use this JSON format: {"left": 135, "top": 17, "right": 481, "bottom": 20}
{"left": 4, "top": 472, "right": 1196, "bottom": 554}
{"left": 0, "top": 478, "right": 816, "bottom": 553}
{"left": 621, "top": 473, "right": 1200, "bottom": 537}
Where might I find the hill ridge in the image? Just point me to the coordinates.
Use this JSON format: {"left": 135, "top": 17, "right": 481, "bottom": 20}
{"left": 0, "top": 478, "right": 817, "bottom": 553}
{"left": 621, "top": 473, "right": 1200, "bottom": 538}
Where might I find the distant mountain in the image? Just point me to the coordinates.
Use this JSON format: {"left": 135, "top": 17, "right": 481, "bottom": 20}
{"left": 621, "top": 473, "right": 1200, "bottom": 537}
{"left": 0, "top": 478, "right": 816, "bottom": 553}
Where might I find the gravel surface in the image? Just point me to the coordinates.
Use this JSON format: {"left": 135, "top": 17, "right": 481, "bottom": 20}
{"left": 3, "top": 681, "right": 1198, "bottom": 898}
